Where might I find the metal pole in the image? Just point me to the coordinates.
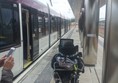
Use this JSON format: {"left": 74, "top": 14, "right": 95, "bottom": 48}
{"left": 83, "top": 0, "right": 99, "bottom": 65}
{"left": 102, "top": 0, "right": 118, "bottom": 83}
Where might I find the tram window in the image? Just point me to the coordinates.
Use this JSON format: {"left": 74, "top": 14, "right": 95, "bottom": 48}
{"left": 38, "top": 16, "right": 43, "bottom": 32}
{"left": 44, "top": 17, "right": 49, "bottom": 36}
{"left": 0, "top": 3, "right": 20, "bottom": 50}
{"left": 51, "top": 17, "right": 56, "bottom": 33}
{"left": 31, "top": 14, "right": 39, "bottom": 39}
{"left": 0, "top": 11, "right": 2, "bottom": 31}
{"left": 38, "top": 17, "right": 42, "bottom": 29}
{"left": 38, "top": 16, "right": 43, "bottom": 38}
{"left": 54, "top": 18, "right": 57, "bottom": 32}
{"left": 51, "top": 18, "right": 53, "bottom": 33}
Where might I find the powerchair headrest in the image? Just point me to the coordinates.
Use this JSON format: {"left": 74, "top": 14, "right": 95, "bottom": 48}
{"left": 59, "top": 39, "right": 76, "bottom": 55}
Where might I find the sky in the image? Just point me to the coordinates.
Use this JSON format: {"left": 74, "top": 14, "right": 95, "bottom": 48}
{"left": 37, "top": 0, "right": 75, "bottom": 19}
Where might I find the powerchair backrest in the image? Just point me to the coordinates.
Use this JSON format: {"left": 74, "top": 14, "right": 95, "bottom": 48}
{"left": 59, "top": 39, "right": 76, "bottom": 55}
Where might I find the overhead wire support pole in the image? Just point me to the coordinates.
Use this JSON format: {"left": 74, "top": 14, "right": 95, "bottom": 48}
{"left": 47, "top": 3, "right": 51, "bottom": 47}
{"left": 50, "top": 0, "right": 53, "bottom": 6}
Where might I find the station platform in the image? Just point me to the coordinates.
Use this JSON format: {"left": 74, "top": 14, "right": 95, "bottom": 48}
{"left": 14, "top": 27, "right": 104, "bottom": 83}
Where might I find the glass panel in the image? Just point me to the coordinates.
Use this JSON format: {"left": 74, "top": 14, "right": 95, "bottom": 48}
{"left": 39, "top": 16, "right": 49, "bottom": 55}
{"left": 13, "top": 10, "right": 20, "bottom": 43}
{"left": 0, "top": 3, "right": 20, "bottom": 50}
{"left": 51, "top": 17, "right": 54, "bottom": 33}
{"left": 31, "top": 14, "right": 39, "bottom": 58}
{"left": 38, "top": 16, "right": 43, "bottom": 38}
{"left": 50, "top": 17, "right": 57, "bottom": 45}
{"left": 0, "top": 8, "right": 13, "bottom": 47}
{"left": 99, "top": 5, "right": 106, "bottom": 38}
{"left": 45, "top": 17, "right": 49, "bottom": 35}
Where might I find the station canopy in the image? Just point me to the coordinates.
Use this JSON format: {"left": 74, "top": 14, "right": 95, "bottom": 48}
{"left": 68, "top": 0, "right": 106, "bottom": 20}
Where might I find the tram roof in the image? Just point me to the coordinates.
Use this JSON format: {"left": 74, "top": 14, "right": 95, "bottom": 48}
{"left": 7, "top": 0, "right": 61, "bottom": 17}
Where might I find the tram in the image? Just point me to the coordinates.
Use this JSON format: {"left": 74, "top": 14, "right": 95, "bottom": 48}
{"left": 0, "top": 0, "right": 70, "bottom": 77}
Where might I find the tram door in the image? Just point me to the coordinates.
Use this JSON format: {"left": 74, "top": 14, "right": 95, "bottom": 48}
{"left": 22, "top": 9, "right": 32, "bottom": 68}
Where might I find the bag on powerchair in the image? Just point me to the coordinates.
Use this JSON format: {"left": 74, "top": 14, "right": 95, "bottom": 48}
{"left": 51, "top": 39, "right": 84, "bottom": 83}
